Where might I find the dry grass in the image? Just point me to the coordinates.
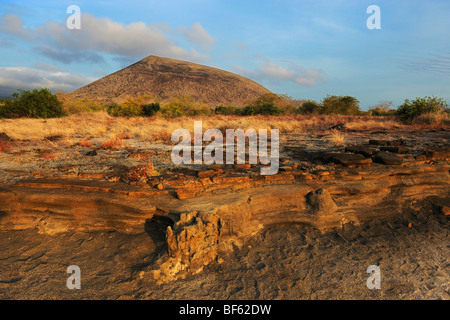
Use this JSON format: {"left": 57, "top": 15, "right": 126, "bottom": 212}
{"left": 0, "top": 113, "right": 446, "bottom": 145}
{"left": 412, "top": 112, "right": 449, "bottom": 125}
{"left": 327, "top": 129, "right": 345, "bottom": 146}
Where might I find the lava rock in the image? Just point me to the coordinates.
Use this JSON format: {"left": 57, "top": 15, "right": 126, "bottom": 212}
{"left": 373, "top": 152, "right": 403, "bottom": 165}
{"left": 380, "top": 146, "right": 409, "bottom": 154}
{"left": 327, "top": 153, "right": 372, "bottom": 166}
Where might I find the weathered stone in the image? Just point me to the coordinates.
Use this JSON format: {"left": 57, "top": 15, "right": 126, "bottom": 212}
{"left": 176, "top": 189, "right": 196, "bottom": 200}
{"left": 207, "top": 164, "right": 222, "bottom": 170}
{"left": 156, "top": 183, "right": 165, "bottom": 190}
{"left": 154, "top": 211, "right": 222, "bottom": 283}
{"left": 425, "top": 151, "right": 450, "bottom": 161}
{"left": 442, "top": 206, "right": 450, "bottom": 216}
{"left": 345, "top": 145, "right": 376, "bottom": 157}
{"left": 79, "top": 172, "right": 105, "bottom": 179}
{"left": 369, "top": 139, "right": 405, "bottom": 146}
{"left": 328, "top": 153, "right": 372, "bottom": 166}
{"left": 234, "top": 164, "right": 252, "bottom": 170}
{"left": 306, "top": 188, "right": 337, "bottom": 215}
{"left": 374, "top": 152, "right": 404, "bottom": 165}
{"left": 197, "top": 170, "right": 216, "bottom": 178}
{"left": 414, "top": 154, "right": 427, "bottom": 161}
{"left": 380, "top": 146, "right": 409, "bottom": 154}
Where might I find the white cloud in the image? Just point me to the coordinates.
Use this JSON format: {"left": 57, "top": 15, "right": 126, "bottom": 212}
{"left": 259, "top": 62, "right": 292, "bottom": 80}
{"left": 0, "top": 66, "right": 95, "bottom": 95}
{"left": 0, "top": 13, "right": 213, "bottom": 64}
{"left": 256, "top": 61, "right": 324, "bottom": 87}
{"left": 177, "top": 22, "right": 215, "bottom": 51}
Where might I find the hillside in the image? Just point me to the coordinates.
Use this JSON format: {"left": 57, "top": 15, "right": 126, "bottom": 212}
{"left": 67, "top": 55, "right": 272, "bottom": 106}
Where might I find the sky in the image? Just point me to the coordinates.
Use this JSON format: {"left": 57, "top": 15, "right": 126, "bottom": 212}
{"left": 0, "top": 0, "right": 449, "bottom": 109}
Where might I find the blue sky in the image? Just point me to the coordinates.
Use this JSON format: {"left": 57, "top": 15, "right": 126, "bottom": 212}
{"left": 0, "top": 0, "right": 449, "bottom": 109}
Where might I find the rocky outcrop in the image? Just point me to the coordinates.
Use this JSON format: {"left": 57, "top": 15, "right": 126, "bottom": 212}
{"left": 0, "top": 134, "right": 449, "bottom": 282}
{"left": 152, "top": 211, "right": 222, "bottom": 283}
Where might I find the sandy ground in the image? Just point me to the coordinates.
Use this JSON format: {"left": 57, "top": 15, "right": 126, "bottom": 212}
{"left": 1, "top": 197, "right": 448, "bottom": 300}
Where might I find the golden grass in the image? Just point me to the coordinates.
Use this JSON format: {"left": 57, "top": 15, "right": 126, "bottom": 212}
{"left": 327, "top": 129, "right": 345, "bottom": 146}
{"left": 0, "top": 112, "right": 444, "bottom": 145}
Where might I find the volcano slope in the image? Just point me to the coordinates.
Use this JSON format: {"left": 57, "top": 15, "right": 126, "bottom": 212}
{"left": 0, "top": 120, "right": 449, "bottom": 299}
{"left": 66, "top": 55, "right": 271, "bottom": 106}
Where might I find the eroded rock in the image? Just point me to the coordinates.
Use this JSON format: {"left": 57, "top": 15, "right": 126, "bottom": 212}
{"left": 374, "top": 152, "right": 404, "bottom": 165}
{"left": 153, "top": 211, "right": 222, "bottom": 283}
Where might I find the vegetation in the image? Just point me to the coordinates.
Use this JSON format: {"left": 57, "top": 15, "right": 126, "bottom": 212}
{"left": 320, "top": 95, "right": 361, "bottom": 115}
{"left": 297, "top": 100, "right": 322, "bottom": 114}
{"left": 141, "top": 103, "right": 161, "bottom": 117}
{"left": 107, "top": 97, "right": 160, "bottom": 117}
{"left": 0, "top": 88, "right": 65, "bottom": 119}
{"left": 369, "top": 101, "right": 396, "bottom": 116}
{"left": 160, "top": 97, "right": 211, "bottom": 118}
{"left": 214, "top": 105, "right": 239, "bottom": 115}
{"left": 396, "top": 96, "right": 448, "bottom": 123}
{"left": 0, "top": 88, "right": 448, "bottom": 128}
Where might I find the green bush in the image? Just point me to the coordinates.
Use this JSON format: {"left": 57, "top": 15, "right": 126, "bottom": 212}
{"left": 141, "top": 103, "right": 160, "bottom": 117}
{"left": 239, "top": 93, "right": 284, "bottom": 116}
{"left": 321, "top": 95, "right": 360, "bottom": 115}
{"left": 107, "top": 103, "right": 142, "bottom": 117}
{"left": 396, "top": 96, "right": 448, "bottom": 123}
{"left": 238, "top": 103, "right": 282, "bottom": 116}
{"left": 214, "top": 105, "right": 238, "bottom": 115}
{"left": 297, "top": 100, "right": 321, "bottom": 114}
{"left": 0, "top": 88, "right": 65, "bottom": 118}
{"left": 160, "top": 97, "right": 212, "bottom": 118}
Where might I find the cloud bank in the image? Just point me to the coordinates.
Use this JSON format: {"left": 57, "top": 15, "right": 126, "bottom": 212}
{"left": 0, "top": 66, "right": 94, "bottom": 96}
{"left": 234, "top": 60, "right": 324, "bottom": 88}
{"left": 0, "top": 13, "right": 215, "bottom": 64}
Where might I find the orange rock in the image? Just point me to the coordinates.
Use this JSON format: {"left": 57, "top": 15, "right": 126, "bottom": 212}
{"left": 197, "top": 170, "right": 216, "bottom": 178}
{"left": 79, "top": 173, "right": 105, "bottom": 179}
{"left": 207, "top": 164, "right": 222, "bottom": 170}
{"left": 234, "top": 164, "right": 251, "bottom": 170}
{"left": 442, "top": 206, "right": 450, "bottom": 216}
{"left": 176, "top": 189, "right": 196, "bottom": 200}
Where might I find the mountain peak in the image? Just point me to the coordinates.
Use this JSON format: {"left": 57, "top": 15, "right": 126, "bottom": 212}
{"left": 68, "top": 56, "right": 271, "bottom": 106}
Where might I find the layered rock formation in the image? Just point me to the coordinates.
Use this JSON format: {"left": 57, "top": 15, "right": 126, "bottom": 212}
{"left": 0, "top": 128, "right": 449, "bottom": 283}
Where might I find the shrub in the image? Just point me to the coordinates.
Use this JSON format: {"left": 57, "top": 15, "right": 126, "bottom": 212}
{"left": 396, "top": 96, "right": 448, "bottom": 123}
{"left": 412, "top": 111, "right": 449, "bottom": 125}
{"left": 160, "top": 97, "right": 212, "bottom": 118}
{"left": 240, "top": 93, "right": 283, "bottom": 116}
{"left": 107, "top": 102, "right": 141, "bottom": 117}
{"left": 369, "top": 101, "right": 394, "bottom": 116}
{"left": 107, "top": 97, "right": 158, "bottom": 117}
{"left": 297, "top": 100, "right": 321, "bottom": 114}
{"left": 0, "top": 88, "right": 65, "bottom": 118}
{"left": 141, "top": 103, "right": 160, "bottom": 117}
{"left": 62, "top": 98, "right": 106, "bottom": 114}
{"left": 321, "top": 95, "right": 360, "bottom": 115}
{"left": 214, "top": 105, "right": 238, "bottom": 115}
